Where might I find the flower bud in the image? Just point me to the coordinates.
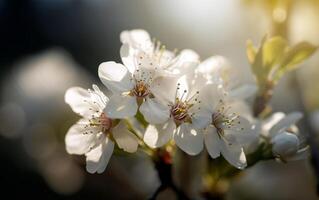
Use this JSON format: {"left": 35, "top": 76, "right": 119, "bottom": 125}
{"left": 271, "top": 132, "right": 299, "bottom": 158}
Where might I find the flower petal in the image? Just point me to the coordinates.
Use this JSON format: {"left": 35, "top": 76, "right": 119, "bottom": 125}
{"left": 112, "top": 120, "right": 138, "bottom": 153}
{"left": 85, "top": 137, "right": 114, "bottom": 174}
{"left": 204, "top": 126, "right": 221, "bottom": 159}
{"left": 224, "top": 116, "right": 252, "bottom": 133}
{"left": 196, "top": 55, "right": 232, "bottom": 84}
{"left": 223, "top": 129, "right": 258, "bottom": 147}
{"left": 198, "top": 83, "right": 225, "bottom": 112}
{"left": 271, "top": 132, "right": 299, "bottom": 158}
{"left": 220, "top": 140, "right": 247, "bottom": 169}
{"left": 229, "top": 84, "right": 257, "bottom": 100}
{"left": 65, "top": 87, "right": 102, "bottom": 117}
{"left": 150, "top": 76, "right": 179, "bottom": 104}
{"left": 139, "top": 98, "right": 170, "bottom": 124}
{"left": 104, "top": 94, "right": 138, "bottom": 119}
{"left": 176, "top": 50, "right": 199, "bottom": 73}
{"left": 269, "top": 112, "right": 303, "bottom": 137}
{"left": 120, "top": 29, "right": 153, "bottom": 53}
{"left": 65, "top": 119, "right": 100, "bottom": 155}
{"left": 143, "top": 118, "right": 175, "bottom": 148}
{"left": 261, "top": 112, "right": 286, "bottom": 137}
{"left": 120, "top": 44, "right": 136, "bottom": 73}
{"left": 191, "top": 109, "right": 212, "bottom": 129}
{"left": 179, "top": 49, "right": 200, "bottom": 63}
{"left": 174, "top": 123, "right": 204, "bottom": 155}
{"left": 98, "top": 61, "right": 134, "bottom": 94}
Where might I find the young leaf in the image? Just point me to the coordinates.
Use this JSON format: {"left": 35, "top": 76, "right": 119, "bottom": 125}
{"left": 248, "top": 36, "right": 268, "bottom": 87}
{"left": 280, "top": 42, "right": 317, "bottom": 72}
{"left": 262, "top": 36, "right": 287, "bottom": 70}
{"left": 246, "top": 40, "right": 257, "bottom": 64}
{"left": 273, "top": 42, "right": 317, "bottom": 81}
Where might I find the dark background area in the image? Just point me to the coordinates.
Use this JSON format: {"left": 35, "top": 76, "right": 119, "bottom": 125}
{"left": 0, "top": 0, "right": 129, "bottom": 199}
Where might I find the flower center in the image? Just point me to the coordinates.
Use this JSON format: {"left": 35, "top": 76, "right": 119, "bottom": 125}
{"left": 131, "top": 81, "right": 150, "bottom": 98}
{"left": 212, "top": 112, "right": 226, "bottom": 135}
{"left": 212, "top": 110, "right": 243, "bottom": 136}
{"left": 89, "top": 112, "right": 112, "bottom": 134}
{"left": 170, "top": 100, "right": 190, "bottom": 123}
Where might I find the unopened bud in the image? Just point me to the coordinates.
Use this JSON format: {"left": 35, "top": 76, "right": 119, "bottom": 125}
{"left": 271, "top": 132, "right": 299, "bottom": 158}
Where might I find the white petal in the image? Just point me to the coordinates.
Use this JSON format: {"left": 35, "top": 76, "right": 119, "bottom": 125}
{"left": 65, "top": 87, "right": 102, "bottom": 117}
{"left": 98, "top": 61, "right": 134, "bottom": 94}
{"left": 229, "top": 84, "right": 257, "bottom": 100}
{"left": 261, "top": 112, "right": 286, "bottom": 136}
{"left": 143, "top": 118, "right": 175, "bottom": 148}
{"left": 112, "top": 121, "right": 138, "bottom": 153}
{"left": 220, "top": 139, "right": 247, "bottom": 169}
{"left": 223, "top": 129, "right": 258, "bottom": 147}
{"left": 120, "top": 43, "right": 136, "bottom": 73}
{"left": 226, "top": 101, "right": 253, "bottom": 120}
{"left": 158, "top": 49, "right": 176, "bottom": 67}
{"left": 221, "top": 115, "right": 257, "bottom": 147}
{"left": 120, "top": 29, "right": 153, "bottom": 53}
{"left": 198, "top": 83, "right": 226, "bottom": 112}
{"left": 174, "top": 123, "right": 204, "bottom": 155}
{"left": 196, "top": 55, "right": 232, "bottom": 84}
{"left": 269, "top": 112, "right": 303, "bottom": 137}
{"left": 120, "top": 45, "right": 156, "bottom": 73}
{"left": 176, "top": 72, "right": 206, "bottom": 101}
{"left": 162, "top": 49, "right": 198, "bottom": 75}
{"left": 92, "top": 84, "right": 109, "bottom": 105}
{"left": 179, "top": 49, "right": 200, "bottom": 63}
{"left": 139, "top": 98, "right": 170, "bottom": 124}
{"left": 271, "top": 132, "right": 299, "bottom": 158}
{"left": 173, "top": 73, "right": 206, "bottom": 103}
{"left": 65, "top": 119, "right": 100, "bottom": 155}
{"left": 191, "top": 109, "right": 212, "bottom": 129}
{"left": 168, "top": 60, "right": 199, "bottom": 77}
{"left": 150, "top": 76, "right": 179, "bottom": 104}
{"left": 225, "top": 116, "right": 252, "bottom": 133}
{"left": 104, "top": 94, "right": 138, "bottom": 119}
{"left": 204, "top": 126, "right": 221, "bottom": 158}
{"left": 175, "top": 74, "right": 189, "bottom": 99}
{"left": 85, "top": 137, "right": 114, "bottom": 174}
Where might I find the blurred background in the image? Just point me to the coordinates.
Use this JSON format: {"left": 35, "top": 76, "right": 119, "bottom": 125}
{"left": 0, "top": 0, "right": 319, "bottom": 199}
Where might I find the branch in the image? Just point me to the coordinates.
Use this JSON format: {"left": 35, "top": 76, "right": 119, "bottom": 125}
{"left": 148, "top": 149, "right": 191, "bottom": 200}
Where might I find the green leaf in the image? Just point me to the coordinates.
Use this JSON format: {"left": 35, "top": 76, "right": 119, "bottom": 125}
{"left": 262, "top": 36, "right": 287, "bottom": 70}
{"left": 250, "top": 36, "right": 268, "bottom": 87}
{"left": 280, "top": 42, "right": 317, "bottom": 72}
{"left": 246, "top": 40, "right": 257, "bottom": 64}
{"left": 273, "top": 42, "right": 317, "bottom": 81}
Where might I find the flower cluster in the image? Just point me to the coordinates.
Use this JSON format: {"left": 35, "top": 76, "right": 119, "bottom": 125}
{"left": 64, "top": 29, "right": 309, "bottom": 173}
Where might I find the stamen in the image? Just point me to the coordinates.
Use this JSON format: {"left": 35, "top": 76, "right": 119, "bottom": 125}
{"left": 186, "top": 91, "right": 200, "bottom": 104}
{"left": 170, "top": 99, "right": 191, "bottom": 122}
{"left": 131, "top": 81, "right": 150, "bottom": 98}
{"left": 89, "top": 112, "right": 112, "bottom": 134}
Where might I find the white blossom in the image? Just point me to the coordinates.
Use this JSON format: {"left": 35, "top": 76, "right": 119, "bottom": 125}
{"left": 120, "top": 29, "right": 199, "bottom": 76}
{"left": 98, "top": 30, "right": 199, "bottom": 120}
{"left": 142, "top": 72, "right": 207, "bottom": 155}
{"left": 193, "top": 84, "right": 256, "bottom": 169}
{"left": 196, "top": 55, "right": 257, "bottom": 100}
{"left": 64, "top": 85, "right": 138, "bottom": 173}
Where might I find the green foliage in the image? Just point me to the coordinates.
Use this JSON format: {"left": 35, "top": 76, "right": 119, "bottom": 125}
{"left": 275, "top": 42, "right": 317, "bottom": 80}
{"left": 247, "top": 36, "right": 317, "bottom": 90}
